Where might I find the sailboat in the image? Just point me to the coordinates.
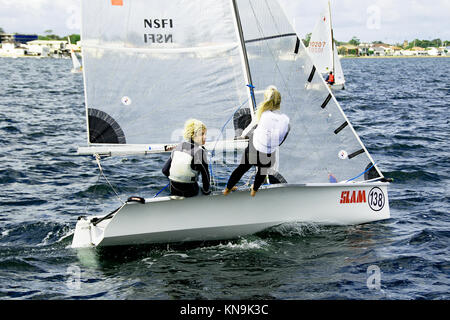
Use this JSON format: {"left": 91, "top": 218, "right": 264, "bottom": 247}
{"left": 71, "top": 0, "right": 390, "bottom": 248}
{"left": 307, "top": 0, "right": 345, "bottom": 90}
{"left": 68, "top": 37, "right": 82, "bottom": 73}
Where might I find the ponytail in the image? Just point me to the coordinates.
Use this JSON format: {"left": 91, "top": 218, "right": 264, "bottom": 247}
{"left": 255, "top": 86, "right": 281, "bottom": 121}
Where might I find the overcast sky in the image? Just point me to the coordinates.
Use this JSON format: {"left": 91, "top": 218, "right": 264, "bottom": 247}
{"left": 1, "top": 0, "right": 449, "bottom": 44}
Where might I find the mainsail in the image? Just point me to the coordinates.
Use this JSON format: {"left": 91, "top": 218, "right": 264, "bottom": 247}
{"left": 307, "top": 3, "right": 333, "bottom": 74}
{"left": 79, "top": 0, "right": 382, "bottom": 184}
{"left": 307, "top": 1, "right": 345, "bottom": 84}
{"left": 81, "top": 0, "right": 252, "bottom": 145}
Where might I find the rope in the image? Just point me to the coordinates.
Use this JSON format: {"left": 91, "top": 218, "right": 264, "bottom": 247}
{"left": 209, "top": 97, "right": 249, "bottom": 189}
{"left": 84, "top": 164, "right": 103, "bottom": 215}
{"left": 94, "top": 154, "right": 125, "bottom": 205}
{"left": 346, "top": 162, "right": 377, "bottom": 183}
{"left": 153, "top": 182, "right": 170, "bottom": 198}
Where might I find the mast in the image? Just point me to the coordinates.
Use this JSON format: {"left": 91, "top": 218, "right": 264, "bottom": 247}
{"left": 328, "top": 0, "right": 335, "bottom": 75}
{"left": 231, "top": 0, "right": 257, "bottom": 115}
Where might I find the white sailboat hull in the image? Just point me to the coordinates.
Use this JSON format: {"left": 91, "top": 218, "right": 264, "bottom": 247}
{"left": 330, "top": 82, "right": 345, "bottom": 91}
{"left": 72, "top": 182, "right": 390, "bottom": 248}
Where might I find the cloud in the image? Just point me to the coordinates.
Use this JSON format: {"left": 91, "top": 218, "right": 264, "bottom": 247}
{"left": 0, "top": 0, "right": 80, "bottom": 34}
{"left": 0, "top": 0, "right": 449, "bottom": 43}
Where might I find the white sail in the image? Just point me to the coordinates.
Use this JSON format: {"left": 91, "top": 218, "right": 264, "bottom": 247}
{"left": 307, "top": 3, "right": 333, "bottom": 74}
{"left": 79, "top": 0, "right": 382, "bottom": 183}
{"left": 236, "top": 0, "right": 380, "bottom": 183}
{"left": 333, "top": 44, "right": 345, "bottom": 85}
{"left": 307, "top": 1, "right": 345, "bottom": 88}
{"left": 71, "top": 50, "right": 82, "bottom": 70}
{"left": 81, "top": 0, "right": 252, "bottom": 145}
{"left": 68, "top": 37, "right": 82, "bottom": 72}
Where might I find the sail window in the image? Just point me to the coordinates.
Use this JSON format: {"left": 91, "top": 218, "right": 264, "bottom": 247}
{"left": 88, "top": 108, "right": 126, "bottom": 144}
{"left": 364, "top": 163, "right": 381, "bottom": 180}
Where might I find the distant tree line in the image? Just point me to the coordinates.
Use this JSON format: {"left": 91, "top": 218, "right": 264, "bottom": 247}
{"left": 405, "top": 38, "right": 448, "bottom": 48}
{"left": 0, "top": 28, "right": 80, "bottom": 44}
{"left": 38, "top": 30, "right": 80, "bottom": 43}
{"left": 300, "top": 31, "right": 449, "bottom": 49}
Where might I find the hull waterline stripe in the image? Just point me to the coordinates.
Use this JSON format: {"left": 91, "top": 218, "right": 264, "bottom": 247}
{"left": 321, "top": 94, "right": 332, "bottom": 109}
{"left": 245, "top": 33, "right": 297, "bottom": 44}
{"left": 348, "top": 149, "right": 366, "bottom": 159}
{"left": 294, "top": 37, "right": 300, "bottom": 54}
{"left": 308, "top": 66, "right": 316, "bottom": 83}
{"left": 334, "top": 121, "right": 349, "bottom": 134}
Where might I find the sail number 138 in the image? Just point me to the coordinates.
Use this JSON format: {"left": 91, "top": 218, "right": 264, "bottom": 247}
{"left": 368, "top": 187, "right": 385, "bottom": 211}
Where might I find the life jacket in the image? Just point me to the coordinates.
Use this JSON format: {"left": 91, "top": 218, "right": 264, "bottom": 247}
{"left": 169, "top": 142, "right": 199, "bottom": 183}
{"left": 328, "top": 74, "right": 335, "bottom": 83}
{"left": 253, "top": 111, "right": 290, "bottom": 154}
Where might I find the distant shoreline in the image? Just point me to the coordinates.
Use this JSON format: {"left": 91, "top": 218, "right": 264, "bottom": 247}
{"left": 341, "top": 55, "right": 450, "bottom": 59}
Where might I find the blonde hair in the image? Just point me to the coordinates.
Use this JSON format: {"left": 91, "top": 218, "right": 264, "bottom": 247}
{"left": 255, "top": 86, "right": 281, "bottom": 121}
{"left": 183, "top": 119, "right": 207, "bottom": 141}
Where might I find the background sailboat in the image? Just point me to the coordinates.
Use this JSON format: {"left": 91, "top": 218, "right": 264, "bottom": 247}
{"left": 71, "top": 0, "right": 390, "bottom": 248}
{"left": 68, "top": 37, "right": 82, "bottom": 73}
{"left": 307, "top": 0, "right": 345, "bottom": 90}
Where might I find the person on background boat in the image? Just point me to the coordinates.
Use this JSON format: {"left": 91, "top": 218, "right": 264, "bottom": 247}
{"left": 162, "top": 119, "right": 211, "bottom": 197}
{"left": 223, "top": 86, "right": 290, "bottom": 197}
{"left": 326, "top": 71, "right": 335, "bottom": 85}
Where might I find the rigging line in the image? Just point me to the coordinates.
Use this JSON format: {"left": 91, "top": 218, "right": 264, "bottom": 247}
{"left": 346, "top": 162, "right": 377, "bottom": 183}
{"left": 84, "top": 166, "right": 103, "bottom": 215}
{"left": 209, "top": 98, "right": 249, "bottom": 186}
{"left": 211, "top": 98, "right": 249, "bottom": 158}
{"left": 153, "top": 182, "right": 170, "bottom": 198}
{"left": 94, "top": 154, "right": 125, "bottom": 205}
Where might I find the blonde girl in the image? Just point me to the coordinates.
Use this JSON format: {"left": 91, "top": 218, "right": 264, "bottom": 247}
{"left": 162, "top": 119, "right": 211, "bottom": 197}
{"left": 224, "top": 86, "right": 290, "bottom": 197}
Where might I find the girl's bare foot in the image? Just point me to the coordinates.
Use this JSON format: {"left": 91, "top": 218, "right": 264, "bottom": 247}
{"left": 223, "top": 186, "right": 237, "bottom": 196}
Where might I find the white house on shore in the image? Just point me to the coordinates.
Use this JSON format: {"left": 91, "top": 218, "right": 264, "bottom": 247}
{"left": 0, "top": 34, "right": 81, "bottom": 58}
{"left": 354, "top": 42, "right": 447, "bottom": 57}
{"left": 0, "top": 42, "right": 28, "bottom": 57}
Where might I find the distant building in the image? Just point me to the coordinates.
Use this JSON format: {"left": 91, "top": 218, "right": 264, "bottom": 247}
{"left": 338, "top": 44, "right": 359, "bottom": 56}
{"left": 399, "top": 50, "right": 416, "bottom": 56}
{"left": 0, "top": 34, "right": 39, "bottom": 57}
{"left": 0, "top": 33, "right": 38, "bottom": 44}
{"left": 358, "top": 43, "right": 371, "bottom": 56}
{"left": 0, "top": 42, "right": 28, "bottom": 56}
{"left": 411, "top": 47, "right": 427, "bottom": 56}
{"left": 26, "top": 40, "right": 69, "bottom": 57}
{"left": 388, "top": 46, "right": 402, "bottom": 56}
{"left": 426, "top": 47, "right": 440, "bottom": 56}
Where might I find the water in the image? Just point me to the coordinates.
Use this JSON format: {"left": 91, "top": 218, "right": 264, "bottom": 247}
{"left": 0, "top": 57, "right": 448, "bottom": 300}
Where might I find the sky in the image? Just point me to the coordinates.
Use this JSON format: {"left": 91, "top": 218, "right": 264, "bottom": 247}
{"left": 0, "top": 0, "right": 449, "bottom": 44}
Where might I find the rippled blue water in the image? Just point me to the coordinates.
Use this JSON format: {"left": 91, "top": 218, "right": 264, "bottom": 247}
{"left": 0, "top": 57, "right": 448, "bottom": 300}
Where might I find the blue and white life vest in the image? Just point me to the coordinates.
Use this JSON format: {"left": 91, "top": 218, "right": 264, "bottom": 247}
{"left": 169, "top": 143, "right": 199, "bottom": 183}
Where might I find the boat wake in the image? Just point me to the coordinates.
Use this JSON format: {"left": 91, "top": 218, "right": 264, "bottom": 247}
{"left": 262, "top": 222, "right": 324, "bottom": 238}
